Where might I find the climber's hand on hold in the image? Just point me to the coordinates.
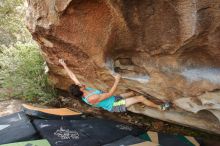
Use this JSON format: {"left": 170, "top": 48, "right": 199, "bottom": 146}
{"left": 59, "top": 59, "right": 66, "bottom": 67}
{"left": 113, "top": 73, "right": 121, "bottom": 82}
{"left": 58, "top": 58, "right": 81, "bottom": 85}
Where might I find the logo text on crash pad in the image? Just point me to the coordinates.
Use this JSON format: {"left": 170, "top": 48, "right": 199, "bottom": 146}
{"left": 54, "top": 127, "right": 80, "bottom": 140}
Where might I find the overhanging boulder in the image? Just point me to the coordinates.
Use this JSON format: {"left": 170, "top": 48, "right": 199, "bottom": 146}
{"left": 26, "top": 0, "right": 220, "bottom": 134}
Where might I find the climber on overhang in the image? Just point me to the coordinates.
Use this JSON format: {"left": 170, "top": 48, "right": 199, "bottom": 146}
{"left": 59, "top": 59, "right": 170, "bottom": 112}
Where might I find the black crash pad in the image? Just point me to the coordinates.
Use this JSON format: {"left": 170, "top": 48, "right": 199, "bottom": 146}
{"left": 140, "top": 131, "right": 201, "bottom": 146}
{"left": 70, "top": 118, "right": 144, "bottom": 144}
{"left": 33, "top": 120, "right": 100, "bottom": 146}
{"left": 158, "top": 133, "right": 198, "bottom": 146}
{"left": 0, "top": 112, "right": 29, "bottom": 124}
{"left": 103, "top": 135, "right": 145, "bottom": 146}
{"left": 0, "top": 112, "right": 38, "bottom": 145}
{"left": 33, "top": 118, "right": 144, "bottom": 146}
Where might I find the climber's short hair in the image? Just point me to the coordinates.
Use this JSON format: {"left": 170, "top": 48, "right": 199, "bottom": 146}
{"left": 68, "top": 84, "right": 83, "bottom": 98}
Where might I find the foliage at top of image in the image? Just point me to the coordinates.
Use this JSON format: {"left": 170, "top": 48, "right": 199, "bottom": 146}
{"left": 0, "top": 0, "right": 57, "bottom": 104}
{"left": 0, "top": 0, "right": 31, "bottom": 46}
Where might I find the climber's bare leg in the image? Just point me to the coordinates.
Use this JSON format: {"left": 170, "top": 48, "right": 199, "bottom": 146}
{"left": 125, "top": 96, "right": 160, "bottom": 109}
{"left": 120, "top": 91, "right": 135, "bottom": 98}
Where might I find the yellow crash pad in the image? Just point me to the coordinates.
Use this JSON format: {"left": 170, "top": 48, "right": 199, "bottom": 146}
{"left": 22, "top": 104, "right": 81, "bottom": 116}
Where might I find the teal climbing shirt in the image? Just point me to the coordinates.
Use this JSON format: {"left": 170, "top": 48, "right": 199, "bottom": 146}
{"left": 82, "top": 87, "right": 115, "bottom": 111}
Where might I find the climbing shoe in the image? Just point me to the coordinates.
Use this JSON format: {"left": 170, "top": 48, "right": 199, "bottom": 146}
{"left": 160, "top": 102, "right": 171, "bottom": 111}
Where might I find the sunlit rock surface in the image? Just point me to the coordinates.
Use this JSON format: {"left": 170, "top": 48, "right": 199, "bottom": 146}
{"left": 26, "top": 0, "right": 220, "bottom": 134}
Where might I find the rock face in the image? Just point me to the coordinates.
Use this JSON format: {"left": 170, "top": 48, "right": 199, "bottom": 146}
{"left": 26, "top": 0, "right": 220, "bottom": 134}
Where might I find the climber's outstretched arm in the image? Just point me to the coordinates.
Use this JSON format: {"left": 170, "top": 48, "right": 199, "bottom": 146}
{"left": 88, "top": 74, "right": 121, "bottom": 104}
{"left": 59, "top": 59, "right": 81, "bottom": 85}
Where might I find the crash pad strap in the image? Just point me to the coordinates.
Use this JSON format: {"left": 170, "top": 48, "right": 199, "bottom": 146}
{"left": 148, "top": 131, "right": 159, "bottom": 144}
{"left": 185, "top": 136, "right": 200, "bottom": 146}
{"left": 130, "top": 141, "right": 159, "bottom": 146}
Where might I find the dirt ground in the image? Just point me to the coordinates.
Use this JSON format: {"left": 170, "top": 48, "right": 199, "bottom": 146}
{"left": 0, "top": 99, "right": 25, "bottom": 116}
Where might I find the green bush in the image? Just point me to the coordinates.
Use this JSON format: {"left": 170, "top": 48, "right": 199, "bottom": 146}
{"left": 0, "top": 0, "right": 31, "bottom": 46}
{"left": 0, "top": 0, "right": 57, "bottom": 104}
{"left": 0, "top": 42, "right": 57, "bottom": 103}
